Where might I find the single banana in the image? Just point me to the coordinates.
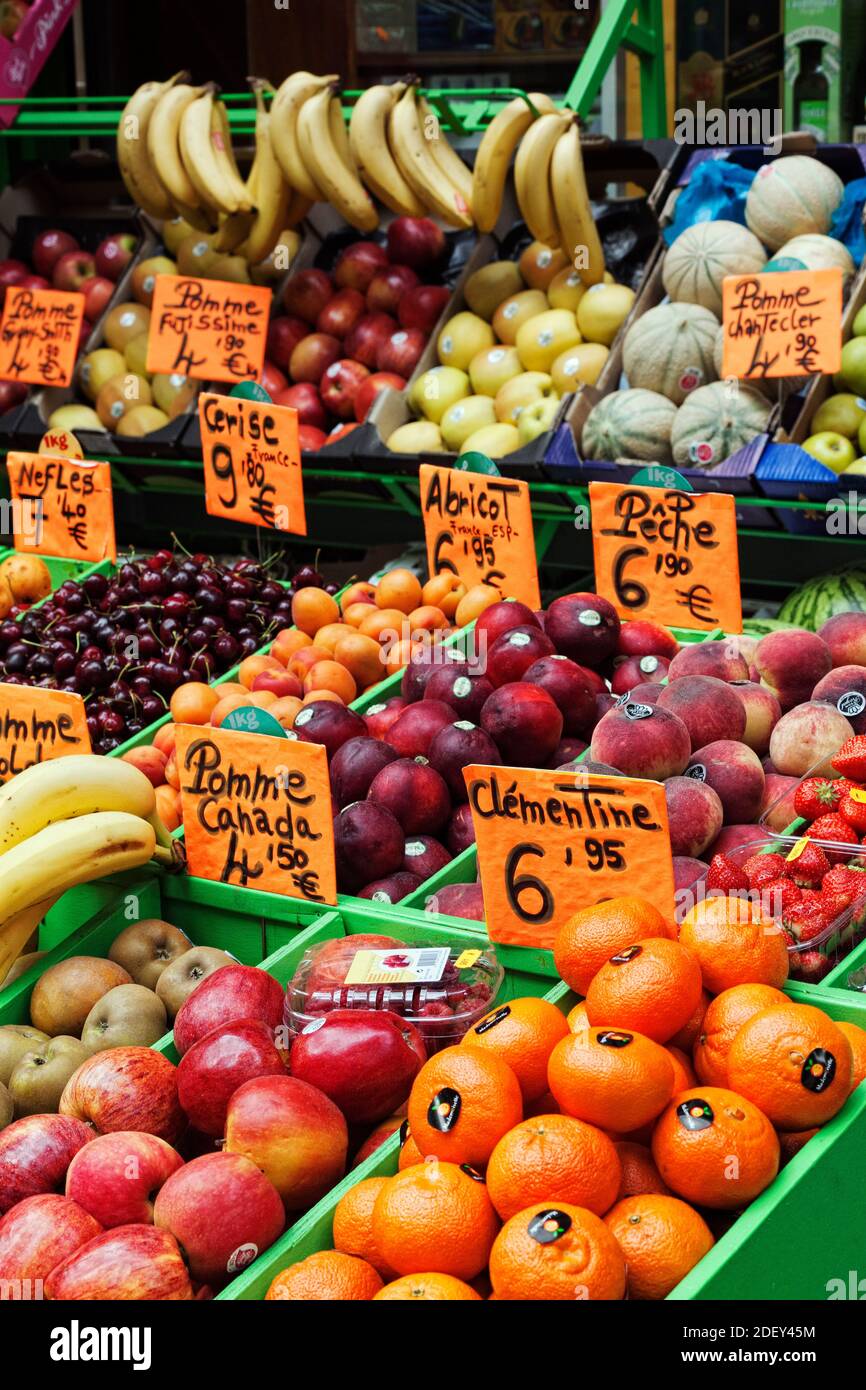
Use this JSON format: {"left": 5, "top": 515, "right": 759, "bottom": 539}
{"left": 296, "top": 83, "right": 378, "bottom": 233}
{"left": 269, "top": 71, "right": 336, "bottom": 202}
{"left": 472, "top": 91, "right": 557, "bottom": 233}
{"left": 211, "top": 93, "right": 254, "bottom": 212}
{"left": 235, "top": 85, "right": 293, "bottom": 264}
{"left": 117, "top": 75, "right": 185, "bottom": 220}
{"left": 388, "top": 83, "right": 472, "bottom": 229}
{"left": 418, "top": 95, "right": 473, "bottom": 221}
{"left": 180, "top": 85, "right": 244, "bottom": 217}
{"left": 147, "top": 81, "right": 210, "bottom": 219}
{"left": 515, "top": 110, "right": 570, "bottom": 246}
{"left": 349, "top": 83, "right": 426, "bottom": 217}
{"left": 551, "top": 120, "right": 605, "bottom": 286}
{"left": 0, "top": 896, "right": 60, "bottom": 993}
{"left": 0, "top": 753, "right": 166, "bottom": 856}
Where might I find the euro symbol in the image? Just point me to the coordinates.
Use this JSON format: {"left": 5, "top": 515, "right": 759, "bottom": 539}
{"left": 676, "top": 583, "right": 715, "bottom": 624}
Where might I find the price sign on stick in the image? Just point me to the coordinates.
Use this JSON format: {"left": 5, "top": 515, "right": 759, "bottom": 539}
{"left": 6, "top": 452, "right": 116, "bottom": 564}
{"left": 146, "top": 275, "right": 271, "bottom": 383}
{"left": 198, "top": 392, "right": 305, "bottom": 534}
{"left": 419, "top": 463, "right": 541, "bottom": 610}
{"left": 721, "top": 268, "right": 842, "bottom": 380}
{"left": 0, "top": 684, "right": 90, "bottom": 783}
{"left": 174, "top": 725, "right": 337, "bottom": 904}
{"left": 0, "top": 286, "right": 85, "bottom": 388}
{"left": 465, "top": 763, "right": 675, "bottom": 951}
{"left": 589, "top": 480, "right": 741, "bottom": 633}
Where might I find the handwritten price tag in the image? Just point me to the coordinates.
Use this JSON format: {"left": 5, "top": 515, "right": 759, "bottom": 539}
{"left": 199, "top": 392, "right": 305, "bottom": 534}
{"left": 464, "top": 763, "right": 675, "bottom": 950}
{"left": 146, "top": 275, "right": 271, "bottom": 384}
{"left": 0, "top": 683, "right": 90, "bottom": 783}
{"left": 721, "top": 268, "right": 842, "bottom": 380}
{"left": 589, "top": 481, "right": 741, "bottom": 633}
{"left": 0, "top": 286, "right": 85, "bottom": 388}
{"left": 419, "top": 463, "right": 540, "bottom": 610}
{"left": 174, "top": 724, "right": 337, "bottom": 904}
{"left": 6, "top": 452, "right": 116, "bottom": 564}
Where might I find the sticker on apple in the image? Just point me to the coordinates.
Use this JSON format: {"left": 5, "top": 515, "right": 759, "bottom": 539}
{"left": 226, "top": 1243, "right": 259, "bottom": 1274}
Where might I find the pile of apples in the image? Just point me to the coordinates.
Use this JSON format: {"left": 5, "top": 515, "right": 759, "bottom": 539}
{"left": 386, "top": 240, "right": 634, "bottom": 458}
{"left": 801, "top": 302, "right": 866, "bottom": 477}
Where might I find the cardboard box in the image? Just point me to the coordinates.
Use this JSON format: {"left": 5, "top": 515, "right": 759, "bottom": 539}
{"left": 0, "top": 0, "right": 77, "bottom": 130}
{"left": 783, "top": 0, "right": 866, "bottom": 143}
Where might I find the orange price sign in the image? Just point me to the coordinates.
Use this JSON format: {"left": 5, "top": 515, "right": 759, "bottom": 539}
{"left": 464, "top": 763, "right": 675, "bottom": 951}
{"left": 589, "top": 480, "right": 741, "bottom": 633}
{"left": 174, "top": 724, "right": 337, "bottom": 904}
{"left": 721, "top": 267, "right": 842, "bottom": 380}
{"left": 0, "top": 683, "right": 90, "bottom": 783}
{"left": 146, "top": 275, "right": 271, "bottom": 383}
{"left": 6, "top": 452, "right": 116, "bottom": 564}
{"left": 0, "top": 285, "right": 85, "bottom": 387}
{"left": 419, "top": 463, "right": 540, "bottom": 610}
{"left": 199, "top": 392, "right": 305, "bottom": 534}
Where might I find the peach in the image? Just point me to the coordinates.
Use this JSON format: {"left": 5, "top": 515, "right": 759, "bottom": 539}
{"left": 590, "top": 704, "right": 691, "bottom": 780}
{"left": 480, "top": 683, "right": 563, "bottom": 766}
{"left": 686, "top": 740, "right": 765, "bottom": 825}
{"left": 811, "top": 665, "right": 866, "bottom": 734}
{"left": 627, "top": 682, "right": 664, "bottom": 705}
{"left": 664, "top": 776, "right": 724, "bottom": 858}
{"left": 121, "top": 746, "right": 167, "bottom": 787}
{"left": 155, "top": 784, "right": 182, "bottom": 833}
{"left": 330, "top": 736, "right": 400, "bottom": 809}
{"left": 760, "top": 773, "right": 800, "bottom": 832}
{"left": 657, "top": 675, "right": 746, "bottom": 750}
{"left": 334, "top": 800, "right": 405, "bottom": 892}
{"left": 288, "top": 645, "right": 332, "bottom": 679}
{"left": 754, "top": 629, "right": 832, "bottom": 711}
{"left": 729, "top": 680, "right": 781, "bottom": 756}
{"left": 819, "top": 612, "right": 866, "bottom": 668}
{"left": 767, "top": 701, "right": 854, "bottom": 778}
{"left": 368, "top": 757, "right": 451, "bottom": 835}
{"left": 617, "top": 620, "right": 679, "bottom": 661}
{"left": 667, "top": 641, "right": 749, "bottom": 683}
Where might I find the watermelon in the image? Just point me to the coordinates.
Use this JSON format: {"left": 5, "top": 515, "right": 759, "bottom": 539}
{"left": 778, "top": 568, "right": 866, "bottom": 631}
{"left": 742, "top": 617, "right": 800, "bottom": 637}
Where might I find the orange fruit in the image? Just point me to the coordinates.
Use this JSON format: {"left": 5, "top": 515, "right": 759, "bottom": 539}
{"left": 265, "top": 1250, "right": 382, "bottom": 1300}
{"left": 666, "top": 1046, "right": 697, "bottom": 1092}
{"left": 398, "top": 1131, "right": 424, "bottom": 1170}
{"left": 778, "top": 1127, "right": 819, "bottom": 1164}
{"left": 303, "top": 660, "right": 356, "bottom": 703}
{"left": 678, "top": 896, "right": 789, "bottom": 992}
{"left": 407, "top": 1045, "right": 523, "bottom": 1168}
{"left": 334, "top": 633, "right": 383, "bottom": 689}
{"left": 359, "top": 607, "right": 408, "bottom": 643}
{"left": 270, "top": 627, "right": 309, "bottom": 664}
{"left": 461, "top": 996, "right": 569, "bottom": 1103}
{"left": 604, "top": 1194, "right": 714, "bottom": 1300}
{"left": 313, "top": 621, "right": 355, "bottom": 654}
{"left": 154, "top": 783, "right": 182, "bottom": 833}
{"left": 421, "top": 573, "right": 466, "bottom": 618}
{"left": 375, "top": 568, "right": 422, "bottom": 614}
{"left": 486, "top": 1113, "right": 621, "bottom": 1221}
{"left": 585, "top": 938, "right": 703, "bottom": 1043}
{"left": 374, "top": 1272, "right": 481, "bottom": 1300}
{"left": 548, "top": 1027, "right": 675, "bottom": 1133}
{"left": 613, "top": 1141, "right": 670, "bottom": 1200}
{"left": 169, "top": 681, "right": 219, "bottom": 725}
{"left": 371, "top": 1161, "right": 499, "bottom": 1280}
{"left": 455, "top": 583, "right": 500, "bottom": 627}
{"left": 489, "top": 1202, "right": 626, "bottom": 1301}
{"left": 669, "top": 989, "right": 711, "bottom": 1051}
{"left": 332, "top": 1177, "right": 395, "bottom": 1277}
{"left": 567, "top": 1001, "right": 589, "bottom": 1032}
{"left": 693, "top": 984, "right": 788, "bottom": 1087}
{"left": 838, "top": 1021, "right": 866, "bottom": 1093}
{"left": 553, "top": 896, "right": 675, "bottom": 996}
{"left": 291, "top": 587, "right": 340, "bottom": 636}
{"left": 726, "top": 1002, "right": 853, "bottom": 1131}
{"left": 651, "top": 1085, "right": 780, "bottom": 1209}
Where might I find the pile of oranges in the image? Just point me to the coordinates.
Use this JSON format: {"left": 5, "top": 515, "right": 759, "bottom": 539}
{"left": 265, "top": 893, "right": 866, "bottom": 1301}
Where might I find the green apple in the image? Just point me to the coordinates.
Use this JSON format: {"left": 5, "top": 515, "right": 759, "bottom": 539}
{"left": 468, "top": 345, "right": 522, "bottom": 397}
{"left": 494, "top": 371, "right": 558, "bottom": 424}
{"left": 460, "top": 422, "right": 521, "bottom": 459}
{"left": 440, "top": 395, "right": 497, "bottom": 451}
{"left": 859, "top": 417, "right": 866, "bottom": 456}
{"left": 853, "top": 305, "right": 866, "bottom": 337}
{"left": 812, "top": 393, "right": 866, "bottom": 439}
{"left": 409, "top": 366, "right": 470, "bottom": 423}
{"left": 842, "top": 458, "right": 866, "bottom": 476}
{"left": 386, "top": 420, "right": 445, "bottom": 453}
{"left": 517, "top": 396, "right": 561, "bottom": 445}
{"left": 839, "top": 338, "right": 866, "bottom": 396}
{"left": 802, "top": 430, "right": 858, "bottom": 474}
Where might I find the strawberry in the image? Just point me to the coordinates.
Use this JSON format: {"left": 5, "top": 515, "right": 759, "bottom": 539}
{"left": 792, "top": 950, "right": 833, "bottom": 984}
{"left": 784, "top": 890, "right": 829, "bottom": 942}
{"left": 807, "top": 813, "right": 859, "bottom": 845}
{"left": 742, "top": 852, "right": 786, "bottom": 889}
{"left": 831, "top": 734, "right": 866, "bottom": 781}
{"left": 762, "top": 877, "right": 802, "bottom": 917}
{"left": 793, "top": 776, "right": 842, "bottom": 821}
{"left": 784, "top": 841, "right": 830, "bottom": 886}
{"left": 706, "top": 853, "right": 749, "bottom": 893}
{"left": 840, "top": 792, "right": 866, "bottom": 834}
{"left": 822, "top": 863, "right": 866, "bottom": 906}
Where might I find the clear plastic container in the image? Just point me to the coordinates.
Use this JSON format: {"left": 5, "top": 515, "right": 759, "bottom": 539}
{"left": 283, "top": 934, "right": 504, "bottom": 1055}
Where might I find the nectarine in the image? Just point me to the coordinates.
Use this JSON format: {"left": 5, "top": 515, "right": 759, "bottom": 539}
{"left": 121, "top": 746, "right": 167, "bottom": 787}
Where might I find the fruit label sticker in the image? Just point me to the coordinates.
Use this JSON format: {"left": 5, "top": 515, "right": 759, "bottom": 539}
{"left": 174, "top": 724, "right": 337, "bottom": 904}
{"left": 419, "top": 463, "right": 541, "bottom": 610}
{"left": 589, "top": 481, "right": 742, "bottom": 633}
{"left": 6, "top": 452, "right": 117, "bottom": 564}
{"left": 146, "top": 275, "right": 272, "bottom": 384}
{"left": 198, "top": 392, "right": 305, "bottom": 535}
{"left": 464, "top": 764, "right": 675, "bottom": 951}
{"left": 344, "top": 946, "right": 450, "bottom": 985}
{"left": 0, "top": 682, "right": 90, "bottom": 782}
{"left": 0, "top": 285, "right": 85, "bottom": 387}
{"left": 721, "top": 268, "right": 842, "bottom": 379}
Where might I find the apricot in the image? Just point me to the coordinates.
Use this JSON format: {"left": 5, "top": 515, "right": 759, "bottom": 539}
{"left": 238, "top": 654, "right": 283, "bottom": 689}
{"left": 247, "top": 690, "right": 278, "bottom": 708}
{"left": 385, "top": 638, "right": 415, "bottom": 676}
{"left": 455, "top": 583, "right": 501, "bottom": 627}
{"left": 210, "top": 694, "right": 250, "bottom": 726}
{"left": 302, "top": 688, "right": 344, "bottom": 705}
{"left": 292, "top": 587, "right": 340, "bottom": 636}
{"left": 313, "top": 622, "right": 355, "bottom": 654}
{"left": 213, "top": 681, "right": 249, "bottom": 700}
{"left": 270, "top": 628, "right": 309, "bottom": 665}
{"left": 359, "top": 607, "right": 409, "bottom": 644}
{"left": 153, "top": 724, "right": 177, "bottom": 757}
{"left": 343, "top": 601, "right": 377, "bottom": 629}
{"left": 288, "top": 644, "right": 332, "bottom": 679}
{"left": 164, "top": 753, "right": 180, "bottom": 790}
{"left": 375, "top": 567, "right": 423, "bottom": 615}
{"left": 303, "top": 660, "right": 357, "bottom": 704}
{"left": 270, "top": 695, "right": 304, "bottom": 727}
{"left": 422, "top": 573, "right": 467, "bottom": 618}
{"left": 169, "top": 681, "right": 220, "bottom": 725}
{"left": 340, "top": 582, "right": 376, "bottom": 612}
{"left": 334, "top": 633, "right": 384, "bottom": 689}
{"left": 408, "top": 604, "right": 448, "bottom": 633}
{"left": 155, "top": 784, "right": 182, "bottom": 833}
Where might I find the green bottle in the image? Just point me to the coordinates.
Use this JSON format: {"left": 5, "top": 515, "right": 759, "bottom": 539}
{"left": 794, "top": 42, "right": 830, "bottom": 142}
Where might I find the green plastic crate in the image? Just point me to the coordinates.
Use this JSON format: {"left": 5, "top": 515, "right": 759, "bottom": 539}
{"left": 0, "top": 551, "right": 111, "bottom": 599}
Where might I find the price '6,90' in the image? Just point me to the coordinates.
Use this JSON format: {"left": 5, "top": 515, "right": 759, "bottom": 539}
{"left": 505, "top": 838, "right": 626, "bottom": 925}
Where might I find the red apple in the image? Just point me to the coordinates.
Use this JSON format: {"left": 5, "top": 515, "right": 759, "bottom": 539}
{"left": 177, "top": 1019, "right": 287, "bottom": 1137}
{"left": 18, "top": 273, "right": 50, "bottom": 291}
{"left": 0, "top": 258, "right": 28, "bottom": 308}
{"left": 480, "top": 682, "right": 564, "bottom": 766}
{"left": 59, "top": 1047, "right": 184, "bottom": 1144}
{"left": 94, "top": 231, "right": 137, "bottom": 281}
{"left": 289, "top": 331, "right": 341, "bottom": 384}
{"left": 82, "top": 275, "right": 114, "bottom": 321}
{"left": 376, "top": 327, "right": 426, "bottom": 376}
{"left": 334, "top": 799, "right": 405, "bottom": 891}
{"left": 52, "top": 249, "right": 96, "bottom": 291}
{"left": 32, "top": 230, "right": 78, "bottom": 279}
{"left": 65, "top": 1131, "right": 183, "bottom": 1227}
{"left": 224, "top": 1074, "right": 348, "bottom": 1211}
{"left": 282, "top": 267, "right": 333, "bottom": 324}
{"left": 289, "top": 1009, "right": 426, "bottom": 1125}
{"left": 0, "top": 1115, "right": 92, "bottom": 1216}
{"left": 0, "top": 1193, "right": 101, "bottom": 1285}
{"left": 330, "top": 735, "right": 399, "bottom": 808}
{"left": 173, "top": 964, "right": 285, "bottom": 1057}
{"left": 274, "top": 381, "right": 327, "bottom": 430}
{"left": 398, "top": 283, "right": 450, "bottom": 333}
{"left": 334, "top": 240, "right": 389, "bottom": 291}
{"left": 344, "top": 311, "right": 398, "bottom": 368}
{"left": 0, "top": 380, "right": 27, "bottom": 414}
{"left": 45, "top": 1223, "right": 193, "bottom": 1300}
{"left": 299, "top": 424, "right": 327, "bottom": 451}
{"left": 154, "top": 1151, "right": 285, "bottom": 1286}
{"left": 259, "top": 360, "right": 288, "bottom": 398}
{"left": 316, "top": 286, "right": 366, "bottom": 338}
{"left": 366, "top": 264, "right": 420, "bottom": 315}
{"left": 387, "top": 217, "right": 446, "bottom": 269}
{"left": 320, "top": 357, "right": 370, "bottom": 419}
{"left": 354, "top": 370, "right": 405, "bottom": 422}
{"left": 266, "top": 314, "right": 309, "bottom": 368}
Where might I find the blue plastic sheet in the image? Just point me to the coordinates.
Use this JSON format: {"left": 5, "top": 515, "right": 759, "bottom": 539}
{"left": 829, "top": 177, "right": 866, "bottom": 265}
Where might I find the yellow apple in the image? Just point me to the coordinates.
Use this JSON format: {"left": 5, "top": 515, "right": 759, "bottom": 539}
{"left": 576, "top": 283, "right": 636, "bottom": 346}
{"left": 550, "top": 342, "right": 610, "bottom": 394}
{"left": 517, "top": 396, "right": 561, "bottom": 445}
{"left": 460, "top": 422, "right": 521, "bottom": 459}
{"left": 115, "top": 405, "right": 170, "bottom": 438}
{"left": 516, "top": 309, "right": 582, "bottom": 372}
{"left": 518, "top": 242, "right": 569, "bottom": 291}
{"left": 387, "top": 420, "right": 445, "bottom": 453}
{"left": 495, "top": 371, "right": 558, "bottom": 424}
{"left": 468, "top": 345, "right": 522, "bottom": 397}
{"left": 437, "top": 312, "right": 495, "bottom": 370}
{"left": 409, "top": 366, "right": 470, "bottom": 423}
{"left": 492, "top": 289, "right": 549, "bottom": 345}
{"left": 79, "top": 348, "right": 125, "bottom": 402}
{"left": 842, "top": 458, "right": 866, "bottom": 475}
{"left": 123, "top": 332, "right": 152, "bottom": 379}
{"left": 548, "top": 267, "right": 614, "bottom": 313}
{"left": 440, "top": 395, "right": 497, "bottom": 450}
{"left": 161, "top": 217, "right": 198, "bottom": 255}
{"left": 47, "top": 404, "right": 106, "bottom": 433}
{"left": 464, "top": 261, "right": 524, "bottom": 320}
{"left": 131, "top": 256, "right": 177, "bottom": 307}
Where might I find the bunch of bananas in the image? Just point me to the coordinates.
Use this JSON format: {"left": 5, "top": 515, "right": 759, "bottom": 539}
{"left": 0, "top": 756, "right": 174, "bottom": 986}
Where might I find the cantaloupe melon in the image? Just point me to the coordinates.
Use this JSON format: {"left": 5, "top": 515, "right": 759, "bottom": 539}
{"left": 662, "top": 220, "right": 766, "bottom": 316}
{"left": 745, "top": 156, "right": 844, "bottom": 251}
{"left": 670, "top": 381, "right": 772, "bottom": 467}
{"left": 582, "top": 389, "right": 678, "bottom": 464}
{"left": 774, "top": 234, "right": 854, "bottom": 278}
{"left": 622, "top": 302, "right": 719, "bottom": 405}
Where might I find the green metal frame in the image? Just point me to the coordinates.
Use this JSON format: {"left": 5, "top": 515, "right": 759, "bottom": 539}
{"left": 563, "top": 0, "right": 667, "bottom": 134}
